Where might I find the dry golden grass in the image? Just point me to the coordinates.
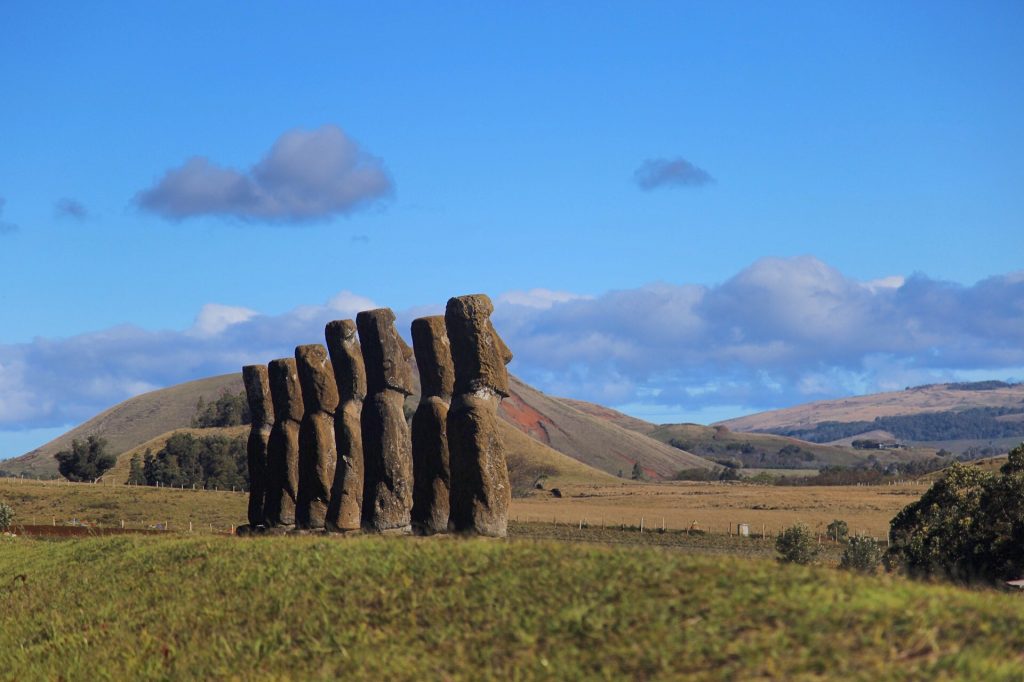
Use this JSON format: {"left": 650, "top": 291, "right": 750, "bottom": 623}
{"left": 510, "top": 480, "right": 928, "bottom": 538}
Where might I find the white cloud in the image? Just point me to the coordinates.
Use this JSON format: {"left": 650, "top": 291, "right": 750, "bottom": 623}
{"left": 0, "top": 257, "right": 1021, "bottom": 437}
{"left": 189, "top": 304, "right": 258, "bottom": 338}
{"left": 136, "top": 125, "right": 392, "bottom": 223}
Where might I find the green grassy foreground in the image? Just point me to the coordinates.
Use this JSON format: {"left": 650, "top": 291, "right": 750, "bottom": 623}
{"left": 2, "top": 535, "right": 1024, "bottom": 680}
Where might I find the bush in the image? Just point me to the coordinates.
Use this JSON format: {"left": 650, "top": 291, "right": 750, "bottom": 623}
{"left": 192, "top": 390, "right": 251, "bottom": 428}
{"left": 775, "top": 524, "right": 819, "bottom": 565}
{"left": 826, "top": 519, "right": 849, "bottom": 543}
{"left": 840, "top": 536, "right": 883, "bottom": 574}
{"left": 0, "top": 502, "right": 13, "bottom": 531}
{"left": 887, "top": 443, "right": 1024, "bottom": 582}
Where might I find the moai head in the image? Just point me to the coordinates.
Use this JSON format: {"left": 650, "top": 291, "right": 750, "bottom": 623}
{"left": 411, "top": 316, "right": 454, "bottom": 401}
{"left": 268, "top": 357, "right": 305, "bottom": 422}
{"left": 294, "top": 344, "right": 340, "bottom": 414}
{"left": 325, "top": 319, "right": 367, "bottom": 403}
{"left": 356, "top": 308, "right": 414, "bottom": 396}
{"left": 445, "top": 294, "right": 513, "bottom": 397}
{"left": 242, "top": 365, "right": 274, "bottom": 426}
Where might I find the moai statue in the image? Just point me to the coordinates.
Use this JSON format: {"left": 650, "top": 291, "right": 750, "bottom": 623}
{"left": 264, "top": 358, "right": 304, "bottom": 527}
{"left": 445, "top": 294, "right": 513, "bottom": 537}
{"left": 356, "top": 308, "right": 415, "bottom": 533}
{"left": 410, "top": 316, "right": 454, "bottom": 535}
{"left": 324, "top": 319, "right": 367, "bottom": 532}
{"left": 294, "top": 344, "right": 339, "bottom": 530}
{"left": 242, "top": 365, "right": 274, "bottom": 529}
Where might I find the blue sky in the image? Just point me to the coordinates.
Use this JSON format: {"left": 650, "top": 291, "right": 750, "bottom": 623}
{"left": 1, "top": 2, "right": 1022, "bottom": 457}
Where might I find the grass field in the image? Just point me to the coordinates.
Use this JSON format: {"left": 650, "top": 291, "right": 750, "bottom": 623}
{"left": 1, "top": 477, "right": 925, "bottom": 540}
{"left": 513, "top": 480, "right": 927, "bottom": 539}
{"left": 2, "top": 534, "right": 1024, "bottom": 680}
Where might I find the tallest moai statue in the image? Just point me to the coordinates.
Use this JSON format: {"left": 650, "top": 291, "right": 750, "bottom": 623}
{"left": 357, "top": 308, "right": 415, "bottom": 533}
{"left": 445, "top": 293, "right": 513, "bottom": 537}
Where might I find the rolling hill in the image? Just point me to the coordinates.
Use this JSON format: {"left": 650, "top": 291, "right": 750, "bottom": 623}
{"left": 717, "top": 381, "right": 1024, "bottom": 455}
{"left": 1, "top": 372, "right": 711, "bottom": 481}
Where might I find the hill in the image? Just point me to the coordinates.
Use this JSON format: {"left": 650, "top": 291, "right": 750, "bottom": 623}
{"left": 2, "top": 535, "right": 1023, "bottom": 680}
{"left": 647, "top": 423, "right": 864, "bottom": 469}
{"left": 718, "top": 381, "right": 1024, "bottom": 452}
{"left": 3, "top": 372, "right": 709, "bottom": 481}
{"left": 5, "top": 374, "right": 245, "bottom": 478}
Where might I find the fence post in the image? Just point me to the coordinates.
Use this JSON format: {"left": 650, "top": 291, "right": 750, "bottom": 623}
{"left": 640, "top": 517, "right": 644, "bottom": 533}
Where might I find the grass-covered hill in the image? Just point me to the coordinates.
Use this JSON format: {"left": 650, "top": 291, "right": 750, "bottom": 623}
{"left": 3, "top": 372, "right": 711, "bottom": 481}
{"left": 717, "top": 381, "right": 1024, "bottom": 455}
{"left": 647, "top": 423, "right": 864, "bottom": 469}
{"left": 2, "top": 534, "right": 1024, "bottom": 680}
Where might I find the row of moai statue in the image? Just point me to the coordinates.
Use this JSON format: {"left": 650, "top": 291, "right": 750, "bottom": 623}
{"left": 241, "top": 294, "right": 513, "bottom": 537}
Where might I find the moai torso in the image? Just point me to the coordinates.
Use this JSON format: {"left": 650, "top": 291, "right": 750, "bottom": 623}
{"left": 242, "top": 365, "right": 274, "bottom": 528}
{"left": 294, "top": 344, "right": 339, "bottom": 530}
{"left": 445, "top": 294, "right": 513, "bottom": 537}
{"left": 410, "top": 316, "right": 455, "bottom": 535}
{"left": 264, "top": 358, "right": 304, "bottom": 527}
{"left": 324, "top": 319, "right": 367, "bottom": 532}
{"left": 357, "top": 308, "right": 415, "bottom": 533}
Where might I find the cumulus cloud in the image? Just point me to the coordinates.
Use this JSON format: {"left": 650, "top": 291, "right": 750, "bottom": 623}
{"left": 2, "top": 259, "right": 1023, "bottom": 438}
{"left": 0, "top": 197, "right": 17, "bottom": 234}
{"left": 634, "top": 157, "right": 714, "bottom": 190}
{"left": 495, "top": 257, "right": 1024, "bottom": 412}
{"left": 136, "top": 125, "right": 393, "bottom": 223}
{"left": 55, "top": 198, "right": 88, "bottom": 220}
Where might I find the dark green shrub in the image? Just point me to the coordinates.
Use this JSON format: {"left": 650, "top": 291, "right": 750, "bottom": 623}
{"left": 55, "top": 436, "right": 116, "bottom": 482}
{"left": 826, "top": 519, "right": 849, "bottom": 543}
{"left": 887, "top": 443, "right": 1024, "bottom": 582}
{"left": 775, "top": 524, "right": 819, "bottom": 565}
{"left": 840, "top": 536, "right": 883, "bottom": 574}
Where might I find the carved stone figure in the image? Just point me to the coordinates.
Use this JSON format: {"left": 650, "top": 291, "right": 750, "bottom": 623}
{"left": 357, "top": 308, "right": 414, "bottom": 533}
{"left": 445, "top": 294, "right": 513, "bottom": 537}
{"left": 324, "top": 319, "right": 367, "bottom": 532}
{"left": 242, "top": 365, "right": 274, "bottom": 528}
{"left": 264, "top": 358, "right": 304, "bottom": 527}
{"left": 294, "top": 344, "right": 339, "bottom": 530}
{"left": 410, "top": 316, "right": 454, "bottom": 535}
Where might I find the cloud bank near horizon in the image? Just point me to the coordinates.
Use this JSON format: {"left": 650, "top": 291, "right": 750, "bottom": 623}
{"left": 136, "top": 125, "right": 392, "bottom": 223}
{"left": 1, "top": 257, "right": 1022, "bottom": 440}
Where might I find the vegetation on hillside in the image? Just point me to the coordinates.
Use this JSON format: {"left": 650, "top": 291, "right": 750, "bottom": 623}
{"left": 55, "top": 436, "right": 116, "bottom": 481}
{"left": 3, "top": 535, "right": 1024, "bottom": 680}
{"left": 140, "top": 432, "right": 248, "bottom": 490}
{"left": 888, "top": 443, "right": 1024, "bottom": 583}
{"left": 191, "top": 390, "right": 250, "bottom": 428}
{"left": 767, "top": 407, "right": 1024, "bottom": 443}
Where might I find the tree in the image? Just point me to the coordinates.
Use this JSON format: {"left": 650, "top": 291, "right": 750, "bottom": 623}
{"left": 192, "top": 390, "right": 251, "bottom": 428}
{"left": 887, "top": 443, "right": 1024, "bottom": 582}
{"left": 775, "top": 524, "right": 819, "bottom": 565}
{"left": 0, "top": 501, "right": 13, "bottom": 532}
{"left": 127, "top": 453, "right": 146, "bottom": 485}
{"left": 826, "top": 519, "right": 849, "bottom": 543}
{"left": 55, "top": 436, "right": 116, "bottom": 482}
{"left": 630, "top": 462, "right": 645, "bottom": 481}
{"left": 840, "top": 536, "right": 883, "bottom": 574}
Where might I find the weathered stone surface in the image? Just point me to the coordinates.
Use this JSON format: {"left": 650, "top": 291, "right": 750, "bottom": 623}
{"left": 324, "top": 319, "right": 366, "bottom": 532}
{"left": 357, "top": 308, "right": 413, "bottom": 533}
{"left": 446, "top": 294, "right": 513, "bottom": 537}
{"left": 242, "top": 365, "right": 274, "bottom": 528}
{"left": 410, "top": 316, "right": 453, "bottom": 535}
{"left": 358, "top": 308, "right": 414, "bottom": 396}
{"left": 264, "top": 358, "right": 303, "bottom": 527}
{"left": 295, "top": 344, "right": 339, "bottom": 530}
